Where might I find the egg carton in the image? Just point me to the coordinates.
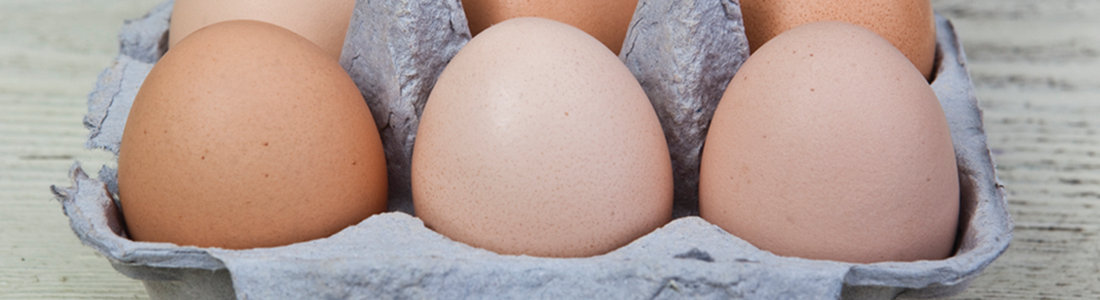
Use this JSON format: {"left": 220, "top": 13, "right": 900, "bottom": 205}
{"left": 52, "top": 0, "right": 1013, "bottom": 299}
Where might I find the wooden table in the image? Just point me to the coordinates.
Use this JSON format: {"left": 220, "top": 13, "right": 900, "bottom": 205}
{"left": 931, "top": 0, "right": 1100, "bottom": 298}
{"left": 1, "top": 0, "right": 1096, "bottom": 298}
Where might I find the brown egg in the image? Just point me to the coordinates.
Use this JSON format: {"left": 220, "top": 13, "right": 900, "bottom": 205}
{"left": 698, "top": 21, "right": 958, "bottom": 263}
{"left": 412, "top": 18, "right": 673, "bottom": 258}
{"left": 118, "top": 20, "right": 388, "bottom": 249}
{"left": 740, "top": 0, "right": 936, "bottom": 80}
{"left": 168, "top": 0, "right": 355, "bottom": 60}
{"left": 462, "top": 0, "right": 637, "bottom": 54}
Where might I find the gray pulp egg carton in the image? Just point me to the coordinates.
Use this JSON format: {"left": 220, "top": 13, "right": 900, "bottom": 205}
{"left": 51, "top": 0, "right": 1012, "bottom": 298}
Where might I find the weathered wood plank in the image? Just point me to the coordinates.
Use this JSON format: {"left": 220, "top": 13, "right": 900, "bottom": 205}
{"left": 933, "top": 0, "right": 1100, "bottom": 298}
{"left": 0, "top": 1, "right": 159, "bottom": 299}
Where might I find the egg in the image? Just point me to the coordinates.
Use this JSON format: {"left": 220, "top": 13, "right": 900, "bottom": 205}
{"left": 461, "top": 0, "right": 637, "bottom": 54}
{"left": 118, "top": 20, "right": 388, "bottom": 249}
{"left": 698, "top": 21, "right": 958, "bottom": 263}
{"left": 168, "top": 0, "right": 355, "bottom": 60}
{"left": 412, "top": 17, "right": 673, "bottom": 258}
{"left": 739, "top": 0, "right": 936, "bottom": 80}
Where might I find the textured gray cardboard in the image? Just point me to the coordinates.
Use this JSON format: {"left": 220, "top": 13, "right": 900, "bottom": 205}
{"left": 620, "top": 0, "right": 750, "bottom": 218}
{"left": 339, "top": 0, "right": 470, "bottom": 215}
{"left": 53, "top": 0, "right": 1013, "bottom": 299}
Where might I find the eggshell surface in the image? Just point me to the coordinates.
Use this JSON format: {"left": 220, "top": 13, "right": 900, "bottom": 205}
{"left": 740, "top": 0, "right": 936, "bottom": 80}
{"left": 462, "top": 0, "right": 637, "bottom": 54}
{"left": 118, "top": 20, "right": 388, "bottom": 249}
{"left": 412, "top": 17, "right": 673, "bottom": 258}
{"left": 169, "top": 0, "right": 356, "bottom": 60}
{"left": 698, "top": 21, "right": 958, "bottom": 263}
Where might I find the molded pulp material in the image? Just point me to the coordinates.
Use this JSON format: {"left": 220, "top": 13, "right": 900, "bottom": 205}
{"left": 53, "top": 0, "right": 1013, "bottom": 299}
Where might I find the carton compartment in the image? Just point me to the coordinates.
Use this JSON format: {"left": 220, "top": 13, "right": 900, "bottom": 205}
{"left": 53, "top": 0, "right": 1013, "bottom": 299}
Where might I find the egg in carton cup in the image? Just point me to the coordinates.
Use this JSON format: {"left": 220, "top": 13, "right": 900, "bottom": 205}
{"left": 53, "top": 0, "right": 1012, "bottom": 299}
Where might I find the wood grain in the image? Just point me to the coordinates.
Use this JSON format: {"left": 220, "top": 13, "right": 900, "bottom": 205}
{"left": 1, "top": 0, "right": 1097, "bottom": 299}
{"left": 0, "top": 1, "right": 160, "bottom": 299}
{"left": 932, "top": 0, "right": 1100, "bottom": 299}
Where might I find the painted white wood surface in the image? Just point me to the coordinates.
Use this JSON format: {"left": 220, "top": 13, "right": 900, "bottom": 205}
{"left": 931, "top": 0, "right": 1100, "bottom": 298}
{"left": 2, "top": 1, "right": 161, "bottom": 299}
{"left": 1, "top": 0, "right": 1096, "bottom": 298}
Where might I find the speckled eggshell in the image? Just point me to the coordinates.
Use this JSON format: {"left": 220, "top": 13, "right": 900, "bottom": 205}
{"left": 169, "top": 0, "right": 356, "bottom": 60}
{"left": 412, "top": 17, "right": 674, "bottom": 258}
{"left": 118, "top": 20, "right": 388, "bottom": 250}
{"left": 739, "top": 0, "right": 936, "bottom": 80}
{"left": 699, "top": 21, "right": 959, "bottom": 263}
{"left": 461, "top": 0, "right": 637, "bottom": 54}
